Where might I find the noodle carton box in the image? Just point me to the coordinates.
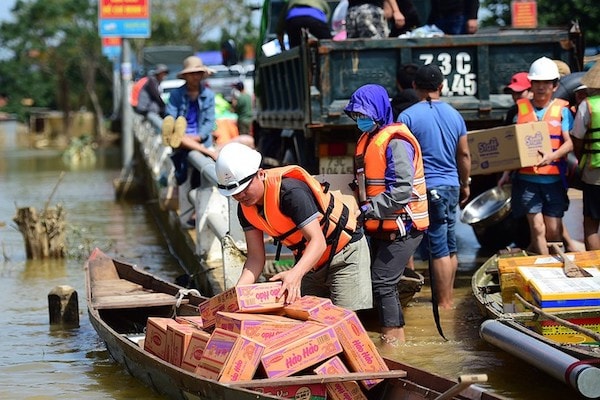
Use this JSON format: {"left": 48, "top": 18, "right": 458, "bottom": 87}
{"left": 166, "top": 323, "right": 198, "bottom": 367}
{"left": 215, "top": 311, "right": 301, "bottom": 345}
{"left": 314, "top": 356, "right": 367, "bottom": 400}
{"left": 467, "top": 121, "right": 551, "bottom": 175}
{"left": 143, "top": 317, "right": 179, "bottom": 360}
{"left": 283, "top": 295, "right": 333, "bottom": 320}
{"left": 199, "top": 282, "right": 285, "bottom": 328}
{"left": 309, "top": 302, "right": 389, "bottom": 389}
{"left": 251, "top": 384, "right": 327, "bottom": 400}
{"left": 175, "top": 315, "right": 204, "bottom": 329}
{"left": 261, "top": 321, "right": 343, "bottom": 378}
{"left": 181, "top": 329, "right": 211, "bottom": 372}
{"left": 195, "top": 328, "right": 265, "bottom": 382}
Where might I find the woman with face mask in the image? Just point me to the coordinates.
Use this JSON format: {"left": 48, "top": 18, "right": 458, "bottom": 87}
{"left": 344, "top": 84, "right": 429, "bottom": 346}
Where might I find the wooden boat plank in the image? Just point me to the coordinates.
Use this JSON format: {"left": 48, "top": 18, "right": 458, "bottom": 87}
{"left": 93, "top": 292, "right": 188, "bottom": 309}
{"left": 228, "top": 370, "right": 408, "bottom": 388}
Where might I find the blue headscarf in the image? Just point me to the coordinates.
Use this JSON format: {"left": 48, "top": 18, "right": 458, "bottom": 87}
{"left": 344, "top": 84, "right": 393, "bottom": 127}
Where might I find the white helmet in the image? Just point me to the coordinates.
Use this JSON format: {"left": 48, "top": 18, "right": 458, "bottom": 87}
{"left": 527, "top": 56, "right": 560, "bottom": 81}
{"left": 215, "top": 142, "right": 262, "bottom": 196}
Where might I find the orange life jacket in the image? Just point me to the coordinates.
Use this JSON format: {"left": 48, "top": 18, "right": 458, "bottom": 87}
{"left": 241, "top": 166, "right": 358, "bottom": 270}
{"left": 516, "top": 98, "right": 568, "bottom": 175}
{"left": 130, "top": 77, "right": 148, "bottom": 108}
{"left": 355, "top": 123, "right": 429, "bottom": 236}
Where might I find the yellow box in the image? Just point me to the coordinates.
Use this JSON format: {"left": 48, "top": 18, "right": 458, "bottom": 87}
{"left": 516, "top": 266, "right": 600, "bottom": 302}
{"left": 498, "top": 250, "right": 600, "bottom": 275}
{"left": 314, "top": 356, "right": 367, "bottom": 400}
{"left": 468, "top": 122, "right": 551, "bottom": 175}
{"left": 528, "top": 317, "right": 600, "bottom": 344}
{"left": 529, "top": 277, "right": 600, "bottom": 311}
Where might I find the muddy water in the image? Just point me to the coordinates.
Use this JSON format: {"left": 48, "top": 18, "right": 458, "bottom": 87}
{"left": 0, "top": 131, "right": 586, "bottom": 399}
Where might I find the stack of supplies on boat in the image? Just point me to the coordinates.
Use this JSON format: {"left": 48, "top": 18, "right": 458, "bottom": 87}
{"left": 497, "top": 250, "right": 600, "bottom": 343}
{"left": 142, "top": 281, "right": 389, "bottom": 399}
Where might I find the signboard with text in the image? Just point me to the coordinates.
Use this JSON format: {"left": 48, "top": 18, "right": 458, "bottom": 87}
{"left": 99, "top": 0, "right": 150, "bottom": 38}
{"left": 511, "top": 1, "right": 538, "bottom": 29}
{"left": 102, "top": 37, "right": 122, "bottom": 60}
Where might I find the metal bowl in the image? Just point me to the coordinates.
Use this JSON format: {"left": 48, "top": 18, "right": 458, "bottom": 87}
{"left": 460, "top": 185, "right": 512, "bottom": 229}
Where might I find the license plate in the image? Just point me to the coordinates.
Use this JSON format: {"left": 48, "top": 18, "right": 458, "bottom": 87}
{"left": 319, "top": 156, "right": 354, "bottom": 174}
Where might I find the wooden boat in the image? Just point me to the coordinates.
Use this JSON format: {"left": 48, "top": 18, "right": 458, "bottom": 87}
{"left": 86, "top": 248, "right": 504, "bottom": 400}
{"left": 472, "top": 249, "right": 600, "bottom": 361}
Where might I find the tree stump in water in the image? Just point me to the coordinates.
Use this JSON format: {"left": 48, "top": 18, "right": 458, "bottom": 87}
{"left": 13, "top": 205, "right": 66, "bottom": 259}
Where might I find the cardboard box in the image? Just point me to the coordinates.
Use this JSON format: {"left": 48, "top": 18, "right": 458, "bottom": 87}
{"left": 498, "top": 250, "right": 600, "bottom": 275}
{"left": 528, "top": 317, "right": 600, "bottom": 344}
{"left": 181, "top": 329, "right": 211, "bottom": 372}
{"left": 199, "top": 282, "right": 285, "bottom": 328}
{"left": 195, "top": 328, "right": 265, "bottom": 382}
{"left": 516, "top": 266, "right": 600, "bottom": 302}
{"left": 175, "top": 315, "right": 204, "bottom": 329}
{"left": 309, "top": 303, "right": 389, "bottom": 389}
{"left": 215, "top": 311, "right": 301, "bottom": 345}
{"left": 530, "top": 277, "right": 600, "bottom": 311}
{"left": 143, "top": 317, "right": 179, "bottom": 360}
{"left": 261, "top": 322, "right": 343, "bottom": 378}
{"left": 314, "top": 356, "right": 367, "bottom": 400}
{"left": 467, "top": 121, "right": 551, "bottom": 175}
{"left": 167, "top": 323, "right": 197, "bottom": 367}
{"left": 251, "top": 384, "right": 327, "bottom": 400}
{"left": 283, "top": 295, "right": 333, "bottom": 320}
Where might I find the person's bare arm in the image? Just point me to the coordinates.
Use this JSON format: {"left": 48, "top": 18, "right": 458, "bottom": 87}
{"left": 384, "top": 0, "right": 405, "bottom": 28}
{"left": 456, "top": 134, "right": 471, "bottom": 207}
{"left": 236, "top": 228, "right": 266, "bottom": 285}
{"left": 270, "top": 218, "right": 326, "bottom": 304}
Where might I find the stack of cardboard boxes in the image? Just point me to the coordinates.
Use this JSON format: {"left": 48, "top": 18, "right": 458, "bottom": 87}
{"left": 142, "top": 282, "right": 390, "bottom": 399}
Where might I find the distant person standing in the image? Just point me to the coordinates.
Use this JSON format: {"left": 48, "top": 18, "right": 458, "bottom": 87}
{"left": 385, "top": 0, "right": 420, "bottom": 37}
{"left": 428, "top": 0, "right": 479, "bottom": 35}
{"left": 572, "top": 62, "right": 600, "bottom": 250}
{"left": 276, "top": 0, "right": 332, "bottom": 48}
{"left": 231, "top": 81, "right": 253, "bottom": 135}
{"left": 497, "top": 57, "right": 573, "bottom": 255}
{"left": 398, "top": 63, "right": 471, "bottom": 310}
{"left": 503, "top": 71, "right": 532, "bottom": 124}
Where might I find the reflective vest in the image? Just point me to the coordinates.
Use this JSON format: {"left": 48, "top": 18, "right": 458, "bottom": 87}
{"left": 516, "top": 98, "right": 569, "bottom": 175}
{"left": 241, "top": 166, "right": 358, "bottom": 270}
{"left": 582, "top": 95, "right": 600, "bottom": 169}
{"left": 354, "top": 124, "right": 429, "bottom": 236}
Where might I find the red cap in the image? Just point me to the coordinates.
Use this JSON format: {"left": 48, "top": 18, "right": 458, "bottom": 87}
{"left": 505, "top": 72, "right": 531, "bottom": 92}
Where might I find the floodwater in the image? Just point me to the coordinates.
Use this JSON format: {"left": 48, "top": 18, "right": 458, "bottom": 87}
{"left": 0, "top": 125, "right": 586, "bottom": 399}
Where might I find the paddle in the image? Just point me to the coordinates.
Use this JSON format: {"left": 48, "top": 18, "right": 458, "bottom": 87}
{"left": 550, "top": 243, "right": 592, "bottom": 278}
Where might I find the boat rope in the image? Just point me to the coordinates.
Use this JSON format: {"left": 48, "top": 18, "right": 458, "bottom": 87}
{"left": 171, "top": 288, "right": 202, "bottom": 317}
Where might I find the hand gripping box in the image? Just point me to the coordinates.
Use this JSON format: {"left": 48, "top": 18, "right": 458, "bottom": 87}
{"left": 314, "top": 356, "right": 367, "bottom": 400}
{"left": 215, "top": 311, "right": 301, "bottom": 345}
{"left": 309, "top": 302, "right": 389, "bottom": 389}
{"left": 260, "top": 321, "right": 343, "bottom": 378}
{"left": 199, "top": 282, "right": 285, "bottom": 328}
{"left": 467, "top": 121, "right": 551, "bottom": 175}
{"left": 143, "top": 317, "right": 179, "bottom": 360}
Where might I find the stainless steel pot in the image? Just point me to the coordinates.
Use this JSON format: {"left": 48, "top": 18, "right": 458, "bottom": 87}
{"left": 460, "top": 185, "right": 512, "bottom": 229}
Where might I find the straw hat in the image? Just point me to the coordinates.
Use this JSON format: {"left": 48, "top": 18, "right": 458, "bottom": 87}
{"left": 581, "top": 61, "right": 600, "bottom": 89}
{"left": 553, "top": 59, "right": 571, "bottom": 77}
{"left": 177, "top": 56, "right": 216, "bottom": 78}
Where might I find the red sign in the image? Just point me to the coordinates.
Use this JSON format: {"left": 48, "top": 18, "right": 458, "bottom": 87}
{"left": 102, "top": 37, "right": 122, "bottom": 47}
{"left": 511, "top": 1, "right": 538, "bottom": 29}
{"left": 100, "top": 0, "right": 149, "bottom": 19}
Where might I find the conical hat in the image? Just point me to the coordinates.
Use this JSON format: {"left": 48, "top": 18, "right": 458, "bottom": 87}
{"left": 581, "top": 62, "right": 600, "bottom": 89}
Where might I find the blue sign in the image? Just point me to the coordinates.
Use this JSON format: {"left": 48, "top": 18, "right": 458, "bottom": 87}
{"left": 100, "top": 18, "right": 150, "bottom": 38}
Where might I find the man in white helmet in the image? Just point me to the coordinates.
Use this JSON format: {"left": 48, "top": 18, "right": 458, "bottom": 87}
{"left": 215, "top": 142, "right": 373, "bottom": 309}
{"left": 498, "top": 56, "right": 574, "bottom": 255}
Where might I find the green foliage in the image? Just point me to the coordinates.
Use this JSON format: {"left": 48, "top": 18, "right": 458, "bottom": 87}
{"left": 481, "top": 0, "right": 600, "bottom": 46}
